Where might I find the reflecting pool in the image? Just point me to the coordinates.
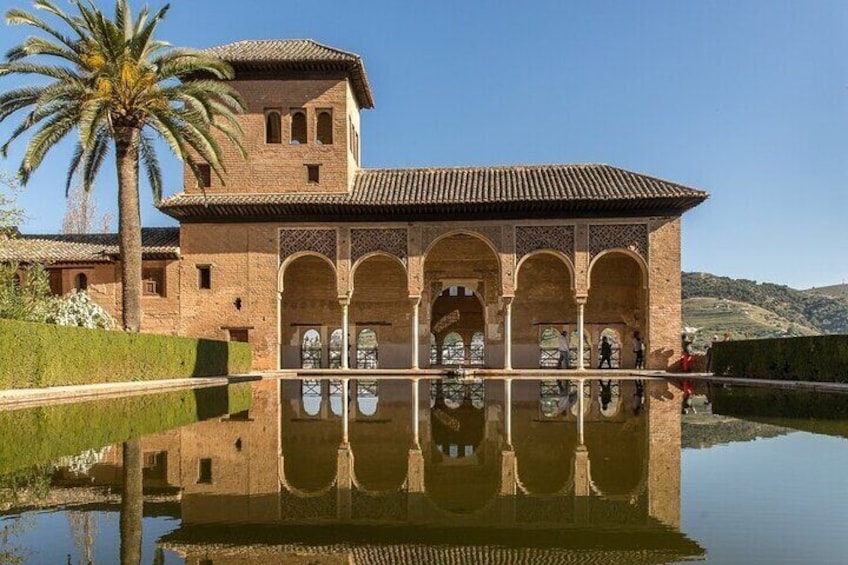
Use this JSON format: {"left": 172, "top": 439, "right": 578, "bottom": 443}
{"left": 0, "top": 378, "right": 846, "bottom": 564}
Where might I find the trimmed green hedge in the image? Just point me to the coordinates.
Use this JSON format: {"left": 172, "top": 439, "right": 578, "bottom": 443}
{"left": 0, "top": 383, "right": 253, "bottom": 475}
{"left": 711, "top": 336, "right": 848, "bottom": 383}
{"left": 710, "top": 385, "right": 848, "bottom": 439}
{"left": 0, "top": 318, "right": 252, "bottom": 389}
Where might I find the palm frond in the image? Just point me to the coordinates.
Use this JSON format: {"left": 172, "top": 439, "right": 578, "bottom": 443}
{"left": 139, "top": 133, "right": 162, "bottom": 202}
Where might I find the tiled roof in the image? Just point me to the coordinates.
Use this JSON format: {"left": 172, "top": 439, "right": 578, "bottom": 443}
{"left": 203, "top": 39, "right": 375, "bottom": 109}
{"left": 0, "top": 227, "right": 180, "bottom": 264}
{"left": 158, "top": 164, "right": 708, "bottom": 222}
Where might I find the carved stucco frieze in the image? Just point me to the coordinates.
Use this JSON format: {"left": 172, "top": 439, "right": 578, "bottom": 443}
{"left": 350, "top": 228, "right": 408, "bottom": 265}
{"left": 588, "top": 224, "right": 648, "bottom": 260}
{"left": 515, "top": 225, "right": 575, "bottom": 263}
{"left": 279, "top": 228, "right": 337, "bottom": 262}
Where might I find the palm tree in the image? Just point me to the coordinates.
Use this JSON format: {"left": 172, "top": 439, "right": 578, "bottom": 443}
{"left": 0, "top": 0, "right": 245, "bottom": 330}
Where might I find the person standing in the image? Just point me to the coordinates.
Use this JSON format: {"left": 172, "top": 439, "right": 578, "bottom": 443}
{"left": 558, "top": 330, "right": 570, "bottom": 369}
{"left": 599, "top": 336, "right": 613, "bottom": 369}
{"left": 633, "top": 332, "right": 645, "bottom": 370}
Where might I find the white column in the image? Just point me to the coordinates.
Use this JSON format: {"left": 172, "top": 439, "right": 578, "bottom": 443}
{"left": 576, "top": 300, "right": 586, "bottom": 370}
{"left": 342, "top": 377, "right": 350, "bottom": 445}
{"left": 411, "top": 297, "right": 420, "bottom": 369}
{"left": 504, "top": 297, "right": 513, "bottom": 370}
{"left": 412, "top": 378, "right": 420, "bottom": 447}
{"left": 504, "top": 378, "right": 513, "bottom": 447}
{"left": 341, "top": 300, "right": 350, "bottom": 370}
{"left": 577, "top": 379, "right": 585, "bottom": 445}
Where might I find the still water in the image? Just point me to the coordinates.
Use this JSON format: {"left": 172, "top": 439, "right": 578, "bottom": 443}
{"left": 0, "top": 378, "right": 846, "bottom": 564}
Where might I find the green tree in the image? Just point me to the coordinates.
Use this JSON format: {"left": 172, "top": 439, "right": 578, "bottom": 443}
{"left": 0, "top": 171, "right": 23, "bottom": 231}
{"left": 0, "top": 0, "right": 245, "bottom": 331}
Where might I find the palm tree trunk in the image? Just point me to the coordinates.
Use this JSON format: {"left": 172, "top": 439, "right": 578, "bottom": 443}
{"left": 114, "top": 127, "right": 142, "bottom": 332}
{"left": 120, "top": 439, "right": 143, "bottom": 565}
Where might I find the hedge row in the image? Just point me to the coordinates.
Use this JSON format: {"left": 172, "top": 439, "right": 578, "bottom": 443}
{"left": 0, "top": 383, "right": 253, "bottom": 475}
{"left": 711, "top": 335, "right": 848, "bottom": 383}
{"left": 710, "top": 385, "right": 848, "bottom": 439}
{"left": 0, "top": 318, "right": 252, "bottom": 389}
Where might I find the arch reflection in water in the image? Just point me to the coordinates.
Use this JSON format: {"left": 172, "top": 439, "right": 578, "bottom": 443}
{"left": 21, "top": 378, "right": 691, "bottom": 561}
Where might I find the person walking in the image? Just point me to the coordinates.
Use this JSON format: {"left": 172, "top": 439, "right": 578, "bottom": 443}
{"left": 599, "top": 336, "right": 613, "bottom": 369}
{"left": 599, "top": 379, "right": 613, "bottom": 410}
{"left": 558, "top": 330, "right": 571, "bottom": 369}
{"left": 633, "top": 332, "right": 645, "bottom": 370}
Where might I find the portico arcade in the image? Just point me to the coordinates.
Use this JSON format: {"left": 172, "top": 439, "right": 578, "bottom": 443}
{"left": 275, "top": 220, "right": 679, "bottom": 371}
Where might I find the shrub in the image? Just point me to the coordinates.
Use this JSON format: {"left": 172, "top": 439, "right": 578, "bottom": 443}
{"left": 0, "top": 318, "right": 252, "bottom": 389}
{"left": 44, "top": 289, "right": 116, "bottom": 329}
{"left": 711, "top": 336, "right": 848, "bottom": 383}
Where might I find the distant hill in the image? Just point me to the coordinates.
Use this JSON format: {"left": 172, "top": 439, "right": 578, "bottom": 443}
{"left": 682, "top": 272, "right": 848, "bottom": 348}
{"left": 805, "top": 283, "right": 848, "bottom": 299}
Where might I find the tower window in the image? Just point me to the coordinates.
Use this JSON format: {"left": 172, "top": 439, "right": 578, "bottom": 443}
{"left": 291, "top": 109, "right": 307, "bottom": 144}
{"left": 196, "top": 164, "right": 211, "bottom": 188}
{"left": 316, "top": 110, "right": 333, "bottom": 145}
{"left": 197, "top": 265, "right": 211, "bottom": 290}
{"left": 306, "top": 165, "right": 320, "bottom": 184}
{"left": 265, "top": 110, "right": 282, "bottom": 144}
{"left": 197, "top": 458, "right": 213, "bottom": 484}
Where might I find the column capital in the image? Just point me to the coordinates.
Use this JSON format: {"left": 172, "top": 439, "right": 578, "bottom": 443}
{"left": 338, "top": 296, "right": 350, "bottom": 307}
{"left": 575, "top": 294, "right": 588, "bottom": 306}
{"left": 501, "top": 295, "right": 515, "bottom": 306}
{"left": 408, "top": 295, "right": 422, "bottom": 305}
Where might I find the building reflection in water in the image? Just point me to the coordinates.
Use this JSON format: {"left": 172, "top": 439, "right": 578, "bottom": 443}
{"left": 156, "top": 377, "right": 698, "bottom": 563}
{"left": 3, "top": 378, "right": 701, "bottom": 563}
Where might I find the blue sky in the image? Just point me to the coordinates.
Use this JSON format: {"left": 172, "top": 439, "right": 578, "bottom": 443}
{"left": 0, "top": 0, "right": 846, "bottom": 289}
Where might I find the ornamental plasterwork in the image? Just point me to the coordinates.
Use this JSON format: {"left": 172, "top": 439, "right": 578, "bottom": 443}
{"left": 421, "top": 226, "right": 502, "bottom": 254}
{"left": 588, "top": 224, "right": 648, "bottom": 260}
{"left": 350, "top": 228, "right": 408, "bottom": 265}
{"left": 280, "top": 228, "right": 337, "bottom": 262}
{"left": 515, "top": 225, "right": 575, "bottom": 263}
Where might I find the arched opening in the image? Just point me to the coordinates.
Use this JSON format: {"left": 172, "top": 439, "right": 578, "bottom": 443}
{"left": 330, "top": 379, "right": 345, "bottom": 416}
{"left": 356, "top": 379, "right": 379, "bottom": 416}
{"left": 350, "top": 255, "right": 408, "bottom": 368}
{"left": 301, "top": 329, "right": 322, "bottom": 368}
{"left": 440, "top": 331, "right": 465, "bottom": 366}
{"left": 570, "top": 330, "right": 592, "bottom": 369}
{"left": 265, "top": 110, "right": 282, "bottom": 144}
{"left": 598, "top": 328, "right": 622, "bottom": 369}
{"left": 356, "top": 328, "right": 378, "bottom": 369}
{"left": 426, "top": 379, "right": 497, "bottom": 513}
{"left": 587, "top": 252, "right": 647, "bottom": 369}
{"left": 74, "top": 273, "right": 88, "bottom": 291}
{"left": 424, "top": 233, "right": 500, "bottom": 368}
{"left": 429, "top": 333, "right": 437, "bottom": 366}
{"left": 513, "top": 253, "right": 576, "bottom": 369}
{"left": 290, "top": 110, "right": 307, "bottom": 144}
{"left": 301, "top": 379, "right": 322, "bottom": 416}
{"left": 280, "top": 380, "right": 341, "bottom": 493}
{"left": 539, "top": 327, "right": 561, "bottom": 368}
{"left": 316, "top": 110, "right": 333, "bottom": 145}
{"left": 598, "top": 379, "right": 621, "bottom": 417}
{"left": 329, "top": 329, "right": 343, "bottom": 369}
{"left": 514, "top": 380, "right": 577, "bottom": 494}
{"left": 279, "top": 255, "right": 337, "bottom": 369}
{"left": 585, "top": 417, "right": 647, "bottom": 498}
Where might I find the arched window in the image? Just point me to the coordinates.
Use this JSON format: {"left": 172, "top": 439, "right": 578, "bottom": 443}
{"left": 328, "top": 329, "right": 343, "bottom": 369}
{"left": 598, "top": 328, "right": 621, "bottom": 369}
{"left": 441, "top": 332, "right": 464, "bottom": 365}
{"left": 469, "top": 331, "right": 485, "bottom": 365}
{"left": 539, "top": 327, "right": 560, "bottom": 368}
{"left": 301, "top": 379, "right": 322, "bottom": 416}
{"left": 301, "top": 329, "right": 322, "bottom": 368}
{"left": 265, "top": 111, "right": 281, "bottom": 144}
{"left": 330, "top": 379, "right": 344, "bottom": 416}
{"left": 291, "top": 110, "right": 307, "bottom": 144}
{"left": 569, "top": 330, "right": 592, "bottom": 369}
{"left": 356, "top": 328, "right": 378, "bottom": 369}
{"left": 74, "top": 273, "right": 88, "bottom": 291}
{"left": 357, "top": 379, "right": 379, "bottom": 416}
{"left": 316, "top": 110, "right": 333, "bottom": 145}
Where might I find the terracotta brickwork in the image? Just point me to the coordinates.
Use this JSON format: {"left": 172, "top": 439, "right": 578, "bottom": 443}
{"left": 183, "top": 76, "right": 357, "bottom": 194}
